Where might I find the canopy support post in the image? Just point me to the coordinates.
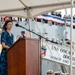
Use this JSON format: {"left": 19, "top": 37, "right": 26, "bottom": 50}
{"left": 70, "top": 0, "right": 74, "bottom": 75}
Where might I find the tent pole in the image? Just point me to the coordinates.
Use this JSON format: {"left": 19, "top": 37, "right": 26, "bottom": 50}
{"left": 27, "top": 9, "right": 31, "bottom": 38}
{"left": 64, "top": 8, "right": 67, "bottom": 29}
{"left": 63, "top": 9, "right": 67, "bottom": 45}
{"left": 70, "top": 0, "right": 74, "bottom": 75}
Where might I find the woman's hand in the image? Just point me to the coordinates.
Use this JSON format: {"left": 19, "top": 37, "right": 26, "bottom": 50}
{"left": 5, "top": 46, "right": 10, "bottom": 49}
{"left": 2, "top": 42, "right": 10, "bottom": 49}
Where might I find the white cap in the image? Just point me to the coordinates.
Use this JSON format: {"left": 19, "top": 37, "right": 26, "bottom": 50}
{"left": 47, "top": 70, "right": 53, "bottom": 74}
{"left": 54, "top": 71, "right": 62, "bottom": 74}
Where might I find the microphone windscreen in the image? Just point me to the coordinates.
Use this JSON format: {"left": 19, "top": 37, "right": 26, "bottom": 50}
{"left": 15, "top": 24, "right": 19, "bottom": 27}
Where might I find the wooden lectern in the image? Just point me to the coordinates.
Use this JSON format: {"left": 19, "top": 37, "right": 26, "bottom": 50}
{"left": 7, "top": 38, "right": 40, "bottom": 75}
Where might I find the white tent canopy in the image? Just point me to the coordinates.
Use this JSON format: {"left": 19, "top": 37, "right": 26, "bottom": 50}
{"left": 0, "top": 0, "right": 74, "bottom": 75}
{"left": 0, "top": 0, "right": 75, "bottom": 18}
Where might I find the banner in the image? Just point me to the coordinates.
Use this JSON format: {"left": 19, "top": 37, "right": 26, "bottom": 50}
{"left": 43, "top": 43, "right": 75, "bottom": 67}
{"left": 36, "top": 14, "right": 75, "bottom": 26}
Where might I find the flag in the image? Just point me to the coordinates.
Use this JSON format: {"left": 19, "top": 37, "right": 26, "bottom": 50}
{"left": 41, "top": 46, "right": 47, "bottom": 57}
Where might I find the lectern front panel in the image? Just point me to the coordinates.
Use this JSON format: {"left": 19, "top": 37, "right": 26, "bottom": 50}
{"left": 7, "top": 38, "right": 40, "bottom": 75}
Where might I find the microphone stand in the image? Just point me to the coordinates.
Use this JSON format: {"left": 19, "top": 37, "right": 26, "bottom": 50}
{"left": 18, "top": 25, "right": 51, "bottom": 41}
{"left": 17, "top": 25, "right": 51, "bottom": 75}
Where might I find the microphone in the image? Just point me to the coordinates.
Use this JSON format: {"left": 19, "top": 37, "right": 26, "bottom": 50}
{"left": 15, "top": 23, "right": 23, "bottom": 28}
{"left": 15, "top": 23, "right": 19, "bottom": 27}
{"left": 15, "top": 23, "right": 26, "bottom": 29}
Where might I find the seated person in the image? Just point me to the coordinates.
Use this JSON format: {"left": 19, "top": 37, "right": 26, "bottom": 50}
{"left": 51, "top": 11, "right": 55, "bottom": 15}
{"left": 60, "top": 41, "right": 62, "bottom": 45}
{"left": 55, "top": 38, "right": 59, "bottom": 44}
{"left": 73, "top": 15, "right": 75, "bottom": 20}
{"left": 65, "top": 39, "right": 68, "bottom": 41}
{"left": 56, "top": 12, "right": 62, "bottom": 18}
{"left": 63, "top": 15, "right": 68, "bottom": 19}
{"left": 68, "top": 15, "right": 71, "bottom": 19}
{"left": 59, "top": 12, "right": 62, "bottom": 18}
{"left": 45, "top": 37, "right": 50, "bottom": 41}
{"left": 63, "top": 15, "right": 66, "bottom": 19}
{"left": 50, "top": 37, "right": 55, "bottom": 43}
{"left": 56, "top": 12, "right": 59, "bottom": 17}
{"left": 66, "top": 40, "right": 70, "bottom": 45}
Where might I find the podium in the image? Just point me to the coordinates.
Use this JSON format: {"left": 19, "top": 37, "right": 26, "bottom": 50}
{"left": 7, "top": 38, "right": 40, "bottom": 75}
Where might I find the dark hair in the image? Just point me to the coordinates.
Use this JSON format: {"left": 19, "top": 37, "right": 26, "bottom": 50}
{"left": 3, "top": 20, "right": 12, "bottom": 31}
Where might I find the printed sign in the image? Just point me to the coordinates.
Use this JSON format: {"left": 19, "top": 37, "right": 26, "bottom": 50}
{"left": 43, "top": 43, "right": 75, "bottom": 67}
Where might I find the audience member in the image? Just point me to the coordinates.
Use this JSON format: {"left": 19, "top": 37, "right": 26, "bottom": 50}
{"left": 63, "top": 15, "right": 66, "bottom": 19}
{"left": 60, "top": 41, "right": 62, "bottom": 45}
{"left": 68, "top": 15, "right": 71, "bottom": 19}
{"left": 51, "top": 11, "right": 55, "bottom": 15}
{"left": 66, "top": 39, "right": 70, "bottom": 45}
{"left": 50, "top": 37, "right": 55, "bottom": 43}
{"left": 59, "top": 12, "right": 62, "bottom": 17}
{"left": 55, "top": 38, "right": 59, "bottom": 44}
{"left": 47, "top": 70, "right": 53, "bottom": 75}
{"left": 73, "top": 15, "right": 75, "bottom": 20}
{"left": 51, "top": 11, "right": 62, "bottom": 18}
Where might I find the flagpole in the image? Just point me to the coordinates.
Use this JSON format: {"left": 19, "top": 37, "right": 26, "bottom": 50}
{"left": 70, "top": 0, "right": 74, "bottom": 75}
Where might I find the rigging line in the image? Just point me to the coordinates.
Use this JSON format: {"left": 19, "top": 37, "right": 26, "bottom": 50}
{"left": 34, "top": 18, "right": 61, "bottom": 57}
{"left": 32, "top": 18, "right": 62, "bottom": 57}
{"left": 19, "top": 0, "right": 27, "bottom": 7}
{"left": 32, "top": 18, "right": 53, "bottom": 56}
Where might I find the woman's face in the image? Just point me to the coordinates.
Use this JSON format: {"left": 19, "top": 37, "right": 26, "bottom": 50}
{"left": 6, "top": 22, "right": 13, "bottom": 30}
